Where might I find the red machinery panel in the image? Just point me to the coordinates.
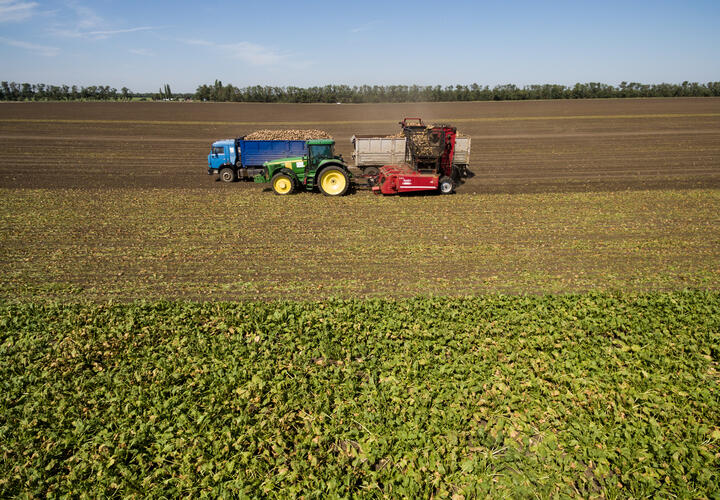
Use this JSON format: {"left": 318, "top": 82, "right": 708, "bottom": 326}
{"left": 371, "top": 165, "right": 439, "bottom": 195}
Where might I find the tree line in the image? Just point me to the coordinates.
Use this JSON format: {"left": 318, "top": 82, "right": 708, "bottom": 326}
{"left": 0, "top": 82, "right": 189, "bottom": 101}
{"left": 2, "top": 80, "right": 719, "bottom": 102}
{"left": 195, "top": 81, "right": 720, "bottom": 102}
{"left": 0, "top": 82, "right": 139, "bottom": 101}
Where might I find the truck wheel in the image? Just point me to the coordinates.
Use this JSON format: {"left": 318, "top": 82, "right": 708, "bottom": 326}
{"left": 363, "top": 166, "right": 379, "bottom": 177}
{"left": 318, "top": 167, "right": 349, "bottom": 196}
{"left": 439, "top": 176, "right": 455, "bottom": 194}
{"left": 271, "top": 172, "right": 295, "bottom": 195}
{"left": 220, "top": 167, "right": 236, "bottom": 183}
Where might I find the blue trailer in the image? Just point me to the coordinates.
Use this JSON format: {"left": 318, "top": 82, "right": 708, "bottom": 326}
{"left": 207, "top": 138, "right": 308, "bottom": 182}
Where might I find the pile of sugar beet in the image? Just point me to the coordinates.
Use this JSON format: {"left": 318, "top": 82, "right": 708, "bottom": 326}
{"left": 243, "top": 129, "right": 332, "bottom": 140}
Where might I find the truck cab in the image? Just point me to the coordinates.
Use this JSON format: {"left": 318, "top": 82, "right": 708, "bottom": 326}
{"left": 207, "top": 138, "right": 310, "bottom": 182}
{"left": 207, "top": 139, "right": 237, "bottom": 180}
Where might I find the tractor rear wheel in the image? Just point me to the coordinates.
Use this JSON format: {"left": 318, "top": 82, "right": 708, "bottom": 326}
{"left": 439, "top": 176, "right": 455, "bottom": 194}
{"left": 220, "top": 167, "right": 236, "bottom": 183}
{"left": 318, "top": 167, "right": 349, "bottom": 196}
{"left": 271, "top": 172, "right": 295, "bottom": 195}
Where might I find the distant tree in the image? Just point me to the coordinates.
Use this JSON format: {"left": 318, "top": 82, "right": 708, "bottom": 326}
{"left": 21, "top": 83, "right": 33, "bottom": 100}
{"left": 0, "top": 81, "right": 10, "bottom": 100}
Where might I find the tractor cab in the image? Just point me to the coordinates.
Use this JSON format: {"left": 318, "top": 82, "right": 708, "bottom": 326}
{"left": 307, "top": 139, "right": 338, "bottom": 166}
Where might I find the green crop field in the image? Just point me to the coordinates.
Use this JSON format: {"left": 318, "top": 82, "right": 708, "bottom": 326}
{"left": 2, "top": 293, "right": 718, "bottom": 497}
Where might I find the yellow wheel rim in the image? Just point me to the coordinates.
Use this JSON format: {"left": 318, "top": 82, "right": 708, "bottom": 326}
{"left": 320, "top": 170, "right": 346, "bottom": 195}
{"left": 273, "top": 176, "right": 292, "bottom": 194}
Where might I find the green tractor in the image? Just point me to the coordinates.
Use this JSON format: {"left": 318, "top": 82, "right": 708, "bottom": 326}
{"left": 253, "top": 139, "right": 352, "bottom": 196}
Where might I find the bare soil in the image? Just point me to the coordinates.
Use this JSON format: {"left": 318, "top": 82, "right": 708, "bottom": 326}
{"left": 0, "top": 98, "right": 718, "bottom": 193}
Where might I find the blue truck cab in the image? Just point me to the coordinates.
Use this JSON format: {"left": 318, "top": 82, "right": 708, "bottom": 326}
{"left": 208, "top": 138, "right": 309, "bottom": 182}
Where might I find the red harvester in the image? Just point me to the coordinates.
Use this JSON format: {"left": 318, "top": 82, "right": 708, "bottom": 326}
{"left": 371, "top": 118, "right": 459, "bottom": 195}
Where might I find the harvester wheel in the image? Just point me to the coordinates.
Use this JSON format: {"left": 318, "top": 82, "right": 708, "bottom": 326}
{"left": 318, "top": 167, "right": 349, "bottom": 196}
{"left": 439, "top": 176, "right": 455, "bottom": 194}
{"left": 271, "top": 172, "right": 295, "bottom": 195}
{"left": 220, "top": 167, "right": 236, "bottom": 183}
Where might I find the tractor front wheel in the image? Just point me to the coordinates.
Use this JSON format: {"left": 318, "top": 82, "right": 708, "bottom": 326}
{"left": 220, "top": 167, "right": 236, "bottom": 183}
{"left": 439, "top": 176, "right": 455, "bottom": 194}
{"left": 271, "top": 172, "right": 295, "bottom": 195}
{"left": 318, "top": 167, "right": 349, "bottom": 196}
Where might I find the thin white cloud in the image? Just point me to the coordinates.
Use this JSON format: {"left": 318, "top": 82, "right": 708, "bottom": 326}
{"left": 129, "top": 48, "right": 153, "bottom": 56}
{"left": 223, "top": 42, "right": 283, "bottom": 65}
{"left": 350, "top": 20, "right": 380, "bottom": 33}
{"left": 87, "top": 26, "right": 154, "bottom": 37}
{"left": 184, "top": 38, "right": 284, "bottom": 66}
{"left": 51, "top": 25, "right": 156, "bottom": 40}
{"left": 66, "top": 0, "right": 101, "bottom": 29}
{"left": 0, "top": 36, "right": 58, "bottom": 56}
{"left": 0, "top": 0, "right": 39, "bottom": 22}
{"left": 185, "top": 38, "right": 212, "bottom": 47}
{"left": 49, "top": 2, "right": 155, "bottom": 39}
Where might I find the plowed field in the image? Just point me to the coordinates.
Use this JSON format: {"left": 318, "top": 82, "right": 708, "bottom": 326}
{"left": 0, "top": 99, "right": 718, "bottom": 301}
{"left": 0, "top": 98, "right": 718, "bottom": 192}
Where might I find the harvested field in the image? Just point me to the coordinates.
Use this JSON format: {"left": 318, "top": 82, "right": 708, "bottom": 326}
{"left": 0, "top": 98, "right": 718, "bottom": 300}
{"left": 0, "top": 98, "right": 718, "bottom": 192}
{"left": 1, "top": 188, "right": 718, "bottom": 302}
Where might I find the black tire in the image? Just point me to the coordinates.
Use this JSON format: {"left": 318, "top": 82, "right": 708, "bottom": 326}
{"left": 363, "top": 166, "right": 380, "bottom": 177}
{"left": 317, "top": 166, "right": 350, "bottom": 196}
{"left": 220, "top": 167, "right": 236, "bottom": 183}
{"left": 271, "top": 172, "right": 295, "bottom": 195}
{"left": 439, "top": 176, "right": 455, "bottom": 194}
{"left": 280, "top": 168, "right": 299, "bottom": 190}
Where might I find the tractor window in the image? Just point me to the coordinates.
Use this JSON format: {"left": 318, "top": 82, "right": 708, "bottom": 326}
{"left": 310, "top": 144, "right": 333, "bottom": 160}
{"left": 212, "top": 146, "right": 224, "bottom": 155}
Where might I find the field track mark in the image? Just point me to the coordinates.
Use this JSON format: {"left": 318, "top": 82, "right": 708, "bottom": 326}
{"left": 1, "top": 112, "right": 719, "bottom": 127}
{"left": 473, "top": 130, "right": 720, "bottom": 140}
{"left": 0, "top": 134, "right": 210, "bottom": 142}
{"left": 1, "top": 129, "right": 719, "bottom": 143}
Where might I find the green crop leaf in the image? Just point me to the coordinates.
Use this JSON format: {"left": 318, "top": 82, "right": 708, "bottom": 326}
{"left": 0, "top": 292, "right": 718, "bottom": 497}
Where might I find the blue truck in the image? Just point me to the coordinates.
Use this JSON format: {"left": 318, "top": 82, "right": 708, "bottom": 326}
{"left": 207, "top": 138, "right": 308, "bottom": 182}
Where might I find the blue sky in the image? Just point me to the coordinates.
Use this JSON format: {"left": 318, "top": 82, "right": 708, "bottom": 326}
{"left": 1, "top": 0, "right": 719, "bottom": 92}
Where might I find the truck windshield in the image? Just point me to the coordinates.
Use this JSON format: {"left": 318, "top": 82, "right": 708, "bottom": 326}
{"left": 310, "top": 144, "right": 333, "bottom": 159}
{"left": 212, "top": 146, "right": 224, "bottom": 155}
